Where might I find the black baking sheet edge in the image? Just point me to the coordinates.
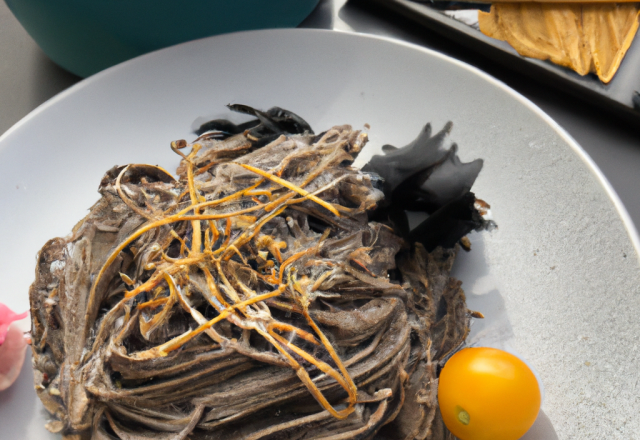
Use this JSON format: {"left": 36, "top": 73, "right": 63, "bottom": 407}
{"left": 368, "top": 0, "right": 640, "bottom": 124}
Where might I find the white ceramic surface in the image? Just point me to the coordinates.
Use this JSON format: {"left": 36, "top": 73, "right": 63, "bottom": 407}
{"left": 0, "top": 29, "right": 638, "bottom": 439}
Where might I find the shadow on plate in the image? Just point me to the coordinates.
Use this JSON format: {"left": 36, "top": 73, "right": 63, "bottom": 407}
{"left": 0, "top": 349, "right": 57, "bottom": 439}
{"left": 522, "top": 410, "right": 559, "bottom": 440}
{"left": 452, "top": 232, "right": 559, "bottom": 440}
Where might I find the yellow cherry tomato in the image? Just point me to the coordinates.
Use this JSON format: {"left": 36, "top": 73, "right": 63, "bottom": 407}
{"left": 438, "top": 347, "right": 541, "bottom": 440}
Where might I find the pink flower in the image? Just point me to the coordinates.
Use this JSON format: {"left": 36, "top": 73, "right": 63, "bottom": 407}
{"left": 0, "top": 303, "right": 29, "bottom": 391}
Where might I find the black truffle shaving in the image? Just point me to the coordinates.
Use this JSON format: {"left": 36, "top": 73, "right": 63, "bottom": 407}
{"left": 195, "top": 104, "right": 314, "bottom": 147}
{"left": 408, "top": 191, "right": 485, "bottom": 251}
{"left": 363, "top": 121, "right": 490, "bottom": 250}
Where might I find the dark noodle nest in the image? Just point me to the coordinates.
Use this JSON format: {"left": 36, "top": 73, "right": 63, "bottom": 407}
{"left": 29, "top": 106, "right": 488, "bottom": 440}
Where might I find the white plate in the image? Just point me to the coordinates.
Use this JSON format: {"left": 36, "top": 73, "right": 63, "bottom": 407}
{"left": 0, "top": 29, "right": 638, "bottom": 440}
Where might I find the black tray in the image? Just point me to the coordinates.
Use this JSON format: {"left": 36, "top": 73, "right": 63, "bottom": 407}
{"left": 369, "top": 0, "right": 640, "bottom": 124}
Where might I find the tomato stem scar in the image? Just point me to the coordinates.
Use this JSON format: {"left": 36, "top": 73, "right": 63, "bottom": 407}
{"left": 456, "top": 406, "right": 470, "bottom": 425}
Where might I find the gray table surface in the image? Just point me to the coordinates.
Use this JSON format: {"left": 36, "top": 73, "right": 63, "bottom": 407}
{"left": 1, "top": 0, "right": 639, "bottom": 233}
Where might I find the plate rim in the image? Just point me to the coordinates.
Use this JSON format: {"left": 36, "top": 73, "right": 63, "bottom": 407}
{"left": 2, "top": 27, "right": 639, "bottom": 259}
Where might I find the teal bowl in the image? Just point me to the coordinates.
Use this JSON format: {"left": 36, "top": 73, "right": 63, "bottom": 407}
{"left": 4, "top": 0, "right": 320, "bottom": 78}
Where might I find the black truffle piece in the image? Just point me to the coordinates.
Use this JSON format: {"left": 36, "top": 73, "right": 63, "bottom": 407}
{"left": 363, "top": 122, "right": 488, "bottom": 249}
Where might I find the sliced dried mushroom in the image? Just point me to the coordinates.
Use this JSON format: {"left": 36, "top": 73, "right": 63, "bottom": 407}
{"left": 29, "top": 105, "right": 487, "bottom": 439}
